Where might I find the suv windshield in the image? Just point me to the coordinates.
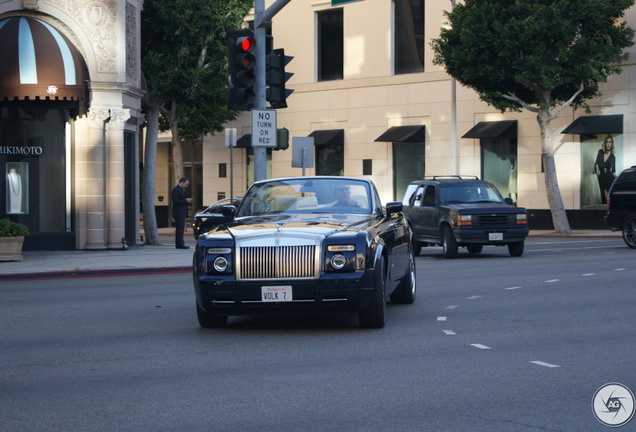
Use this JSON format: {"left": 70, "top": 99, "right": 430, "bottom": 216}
{"left": 440, "top": 183, "right": 504, "bottom": 204}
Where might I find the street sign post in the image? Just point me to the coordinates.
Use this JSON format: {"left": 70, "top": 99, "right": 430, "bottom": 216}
{"left": 251, "top": 109, "right": 277, "bottom": 148}
{"left": 292, "top": 137, "right": 314, "bottom": 176}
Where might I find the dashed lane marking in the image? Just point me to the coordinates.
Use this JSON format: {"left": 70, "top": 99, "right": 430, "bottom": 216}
{"left": 530, "top": 361, "right": 561, "bottom": 368}
{"left": 471, "top": 344, "right": 491, "bottom": 350}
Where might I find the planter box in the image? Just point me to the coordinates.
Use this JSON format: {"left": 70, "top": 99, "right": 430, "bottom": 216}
{"left": 0, "top": 236, "right": 24, "bottom": 262}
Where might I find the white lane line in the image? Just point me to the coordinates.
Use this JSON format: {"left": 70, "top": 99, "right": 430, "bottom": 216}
{"left": 545, "top": 279, "right": 560, "bottom": 283}
{"left": 582, "top": 273, "right": 595, "bottom": 277}
{"left": 471, "top": 344, "right": 491, "bottom": 350}
{"left": 615, "top": 268, "right": 627, "bottom": 271}
{"left": 467, "top": 295, "right": 482, "bottom": 300}
{"left": 446, "top": 305, "right": 459, "bottom": 310}
{"left": 530, "top": 361, "right": 561, "bottom": 368}
{"left": 437, "top": 316, "right": 447, "bottom": 321}
{"left": 505, "top": 286, "right": 522, "bottom": 290}
{"left": 443, "top": 330, "right": 456, "bottom": 335}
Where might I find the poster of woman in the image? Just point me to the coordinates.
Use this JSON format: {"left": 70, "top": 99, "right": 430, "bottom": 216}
{"left": 581, "top": 134, "right": 622, "bottom": 209}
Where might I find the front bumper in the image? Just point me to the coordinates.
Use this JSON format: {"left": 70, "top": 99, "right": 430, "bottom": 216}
{"left": 454, "top": 226, "right": 529, "bottom": 245}
{"left": 194, "top": 269, "right": 377, "bottom": 316}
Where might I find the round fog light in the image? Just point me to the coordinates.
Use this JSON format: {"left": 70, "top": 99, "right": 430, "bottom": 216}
{"left": 213, "top": 256, "right": 229, "bottom": 272}
{"left": 331, "top": 253, "right": 347, "bottom": 270}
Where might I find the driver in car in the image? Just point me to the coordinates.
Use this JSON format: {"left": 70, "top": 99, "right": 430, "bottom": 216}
{"left": 331, "top": 184, "right": 360, "bottom": 207}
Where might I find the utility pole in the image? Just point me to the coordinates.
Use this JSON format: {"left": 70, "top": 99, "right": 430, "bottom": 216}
{"left": 450, "top": 0, "right": 457, "bottom": 175}
{"left": 253, "top": 0, "right": 292, "bottom": 182}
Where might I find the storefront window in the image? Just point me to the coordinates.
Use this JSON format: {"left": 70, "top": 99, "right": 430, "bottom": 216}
{"left": 481, "top": 138, "right": 518, "bottom": 205}
{"left": 0, "top": 104, "right": 70, "bottom": 233}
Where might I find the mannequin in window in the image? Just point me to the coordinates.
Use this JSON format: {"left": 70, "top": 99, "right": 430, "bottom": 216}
{"left": 7, "top": 168, "right": 23, "bottom": 213}
{"left": 593, "top": 134, "right": 616, "bottom": 204}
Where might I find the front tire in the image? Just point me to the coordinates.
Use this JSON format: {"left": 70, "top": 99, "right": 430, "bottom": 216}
{"left": 508, "top": 241, "right": 524, "bottom": 257}
{"left": 622, "top": 216, "right": 636, "bottom": 248}
{"left": 390, "top": 249, "right": 416, "bottom": 304}
{"left": 359, "top": 256, "right": 386, "bottom": 328}
{"left": 196, "top": 302, "right": 228, "bottom": 328}
{"left": 442, "top": 226, "right": 458, "bottom": 258}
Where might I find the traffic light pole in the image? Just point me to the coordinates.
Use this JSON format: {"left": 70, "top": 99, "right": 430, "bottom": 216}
{"left": 253, "top": 0, "right": 292, "bottom": 182}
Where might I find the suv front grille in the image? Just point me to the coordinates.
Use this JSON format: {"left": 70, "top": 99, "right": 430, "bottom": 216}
{"left": 474, "top": 214, "right": 515, "bottom": 227}
{"left": 239, "top": 245, "right": 316, "bottom": 280}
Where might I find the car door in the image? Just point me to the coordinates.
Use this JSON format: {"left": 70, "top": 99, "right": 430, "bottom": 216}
{"left": 418, "top": 184, "right": 439, "bottom": 243}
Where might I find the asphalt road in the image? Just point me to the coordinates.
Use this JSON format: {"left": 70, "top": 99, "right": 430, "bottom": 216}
{"left": 1, "top": 237, "right": 634, "bottom": 431}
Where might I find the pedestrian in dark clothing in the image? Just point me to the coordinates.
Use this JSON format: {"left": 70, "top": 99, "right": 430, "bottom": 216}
{"left": 172, "top": 176, "right": 192, "bottom": 249}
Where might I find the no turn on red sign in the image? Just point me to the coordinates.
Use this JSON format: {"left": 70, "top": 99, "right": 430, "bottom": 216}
{"left": 251, "top": 109, "right": 277, "bottom": 148}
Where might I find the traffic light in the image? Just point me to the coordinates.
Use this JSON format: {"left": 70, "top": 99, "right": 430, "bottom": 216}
{"left": 275, "top": 128, "right": 289, "bottom": 150}
{"left": 228, "top": 29, "right": 256, "bottom": 111}
{"left": 266, "top": 48, "right": 294, "bottom": 109}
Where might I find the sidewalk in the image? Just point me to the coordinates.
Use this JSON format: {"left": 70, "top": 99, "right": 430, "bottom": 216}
{"left": 0, "top": 229, "right": 195, "bottom": 281}
{"left": 0, "top": 229, "right": 621, "bottom": 280}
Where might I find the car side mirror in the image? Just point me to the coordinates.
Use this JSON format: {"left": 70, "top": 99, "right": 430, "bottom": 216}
{"left": 221, "top": 205, "right": 236, "bottom": 219}
{"left": 386, "top": 201, "right": 403, "bottom": 216}
{"left": 504, "top": 198, "right": 514, "bottom": 206}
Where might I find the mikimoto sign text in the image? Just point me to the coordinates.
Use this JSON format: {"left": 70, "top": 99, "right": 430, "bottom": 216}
{"left": 252, "top": 109, "right": 277, "bottom": 148}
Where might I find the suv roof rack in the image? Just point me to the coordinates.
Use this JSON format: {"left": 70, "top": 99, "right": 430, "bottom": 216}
{"left": 418, "top": 175, "right": 480, "bottom": 180}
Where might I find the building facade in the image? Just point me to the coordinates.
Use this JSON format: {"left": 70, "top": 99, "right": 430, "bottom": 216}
{"left": 0, "top": 0, "right": 144, "bottom": 250}
{"left": 201, "top": 0, "right": 636, "bottom": 229}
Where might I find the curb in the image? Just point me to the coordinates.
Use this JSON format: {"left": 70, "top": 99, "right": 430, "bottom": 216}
{"left": 0, "top": 266, "right": 192, "bottom": 282}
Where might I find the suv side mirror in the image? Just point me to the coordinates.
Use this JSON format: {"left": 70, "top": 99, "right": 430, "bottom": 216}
{"left": 504, "top": 198, "right": 514, "bottom": 206}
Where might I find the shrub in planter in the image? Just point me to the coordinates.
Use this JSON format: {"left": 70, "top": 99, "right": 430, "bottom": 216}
{"left": 0, "top": 218, "right": 30, "bottom": 237}
{"left": 0, "top": 218, "right": 29, "bottom": 262}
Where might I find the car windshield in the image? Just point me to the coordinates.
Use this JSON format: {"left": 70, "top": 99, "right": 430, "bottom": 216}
{"left": 236, "top": 178, "right": 372, "bottom": 217}
{"left": 440, "top": 183, "right": 504, "bottom": 204}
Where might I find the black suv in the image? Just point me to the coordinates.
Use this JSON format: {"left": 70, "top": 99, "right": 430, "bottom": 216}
{"left": 605, "top": 166, "right": 636, "bottom": 248}
{"left": 402, "top": 176, "right": 529, "bottom": 258}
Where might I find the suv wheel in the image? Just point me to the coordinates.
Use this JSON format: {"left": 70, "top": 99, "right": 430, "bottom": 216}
{"left": 622, "top": 216, "right": 636, "bottom": 249}
{"left": 442, "top": 225, "right": 458, "bottom": 258}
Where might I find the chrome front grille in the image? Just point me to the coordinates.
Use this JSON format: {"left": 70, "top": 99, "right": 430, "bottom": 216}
{"left": 239, "top": 245, "right": 316, "bottom": 280}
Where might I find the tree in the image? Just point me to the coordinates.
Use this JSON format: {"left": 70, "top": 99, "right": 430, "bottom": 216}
{"left": 140, "top": 0, "right": 252, "bottom": 244}
{"left": 432, "top": 0, "right": 635, "bottom": 233}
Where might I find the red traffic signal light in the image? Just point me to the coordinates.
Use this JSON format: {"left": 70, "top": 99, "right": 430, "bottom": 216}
{"left": 237, "top": 36, "right": 256, "bottom": 53}
{"left": 228, "top": 29, "right": 256, "bottom": 111}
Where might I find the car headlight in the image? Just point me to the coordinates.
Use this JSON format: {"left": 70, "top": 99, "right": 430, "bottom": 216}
{"left": 206, "top": 247, "right": 232, "bottom": 274}
{"left": 516, "top": 213, "right": 528, "bottom": 224}
{"left": 326, "top": 245, "right": 355, "bottom": 272}
{"left": 330, "top": 253, "right": 347, "bottom": 270}
{"left": 213, "top": 256, "right": 229, "bottom": 272}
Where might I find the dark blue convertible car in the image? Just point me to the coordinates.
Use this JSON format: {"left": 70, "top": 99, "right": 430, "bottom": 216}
{"left": 192, "top": 176, "right": 416, "bottom": 328}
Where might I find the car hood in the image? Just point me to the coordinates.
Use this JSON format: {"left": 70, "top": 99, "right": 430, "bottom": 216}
{"left": 442, "top": 202, "right": 527, "bottom": 213}
{"left": 202, "top": 213, "right": 373, "bottom": 241}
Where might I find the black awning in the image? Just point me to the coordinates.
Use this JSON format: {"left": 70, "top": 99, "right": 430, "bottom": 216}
{"left": 462, "top": 120, "right": 517, "bottom": 139}
{"left": 375, "top": 125, "right": 425, "bottom": 142}
{"left": 308, "top": 129, "right": 344, "bottom": 146}
{"left": 562, "top": 115, "right": 623, "bottom": 135}
{"left": 236, "top": 134, "right": 251, "bottom": 148}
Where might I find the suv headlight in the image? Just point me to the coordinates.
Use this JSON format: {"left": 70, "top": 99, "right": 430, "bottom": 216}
{"left": 516, "top": 214, "right": 528, "bottom": 224}
{"left": 457, "top": 214, "right": 472, "bottom": 226}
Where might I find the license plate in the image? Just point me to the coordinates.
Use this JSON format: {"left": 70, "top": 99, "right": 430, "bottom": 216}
{"left": 489, "top": 232, "right": 503, "bottom": 241}
{"left": 261, "top": 286, "right": 293, "bottom": 302}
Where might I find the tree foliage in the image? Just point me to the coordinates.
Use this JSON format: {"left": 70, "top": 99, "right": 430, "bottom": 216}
{"left": 432, "top": 0, "right": 635, "bottom": 232}
{"left": 140, "top": 0, "right": 252, "bottom": 244}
